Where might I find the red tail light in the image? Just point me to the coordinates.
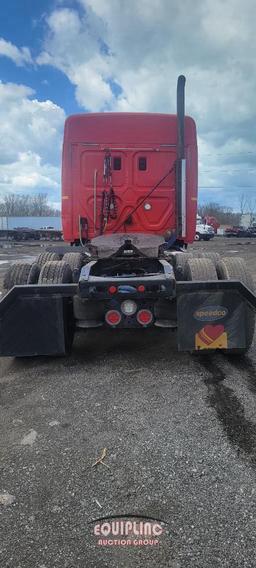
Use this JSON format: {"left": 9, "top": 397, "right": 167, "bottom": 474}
{"left": 105, "top": 310, "right": 121, "bottom": 326}
{"left": 137, "top": 284, "right": 145, "bottom": 293}
{"left": 137, "top": 309, "right": 153, "bottom": 326}
{"left": 108, "top": 285, "right": 117, "bottom": 294}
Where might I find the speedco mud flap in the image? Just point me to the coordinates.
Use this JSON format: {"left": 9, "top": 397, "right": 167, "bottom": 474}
{"left": 0, "top": 284, "right": 76, "bottom": 357}
{"left": 176, "top": 281, "right": 256, "bottom": 352}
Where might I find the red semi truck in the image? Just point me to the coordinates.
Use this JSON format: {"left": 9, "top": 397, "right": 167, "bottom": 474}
{"left": 61, "top": 111, "right": 197, "bottom": 244}
{"left": 203, "top": 216, "right": 220, "bottom": 233}
{"left": 1, "top": 76, "right": 255, "bottom": 356}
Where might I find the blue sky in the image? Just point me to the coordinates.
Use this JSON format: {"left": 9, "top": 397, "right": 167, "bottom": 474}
{"left": 0, "top": 1, "right": 79, "bottom": 115}
{"left": 0, "top": 0, "right": 255, "bottom": 211}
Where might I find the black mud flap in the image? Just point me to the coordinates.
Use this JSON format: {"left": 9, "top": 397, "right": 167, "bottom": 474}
{"left": 0, "top": 284, "right": 76, "bottom": 357}
{"left": 176, "top": 281, "right": 256, "bottom": 352}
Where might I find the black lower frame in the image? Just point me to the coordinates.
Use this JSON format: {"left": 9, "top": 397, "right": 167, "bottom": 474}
{"left": 0, "top": 280, "right": 255, "bottom": 356}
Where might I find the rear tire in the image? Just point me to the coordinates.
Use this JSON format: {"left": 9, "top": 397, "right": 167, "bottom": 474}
{"left": 184, "top": 258, "right": 218, "bottom": 281}
{"left": 62, "top": 252, "right": 84, "bottom": 283}
{"left": 4, "top": 262, "right": 40, "bottom": 290}
{"left": 38, "top": 261, "right": 72, "bottom": 284}
{"left": 27, "top": 263, "right": 40, "bottom": 284}
{"left": 216, "top": 257, "right": 254, "bottom": 291}
{"left": 36, "top": 251, "right": 60, "bottom": 268}
{"left": 216, "top": 257, "right": 255, "bottom": 353}
{"left": 200, "top": 252, "right": 220, "bottom": 266}
{"left": 174, "top": 252, "right": 193, "bottom": 280}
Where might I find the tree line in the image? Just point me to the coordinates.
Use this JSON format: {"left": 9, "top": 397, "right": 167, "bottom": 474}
{"left": 198, "top": 202, "right": 240, "bottom": 225}
{"left": 198, "top": 195, "right": 256, "bottom": 225}
{"left": 1, "top": 193, "right": 254, "bottom": 224}
{"left": 0, "top": 193, "right": 60, "bottom": 217}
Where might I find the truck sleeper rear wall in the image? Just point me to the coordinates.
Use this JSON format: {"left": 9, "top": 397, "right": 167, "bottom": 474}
{"left": 62, "top": 113, "right": 198, "bottom": 244}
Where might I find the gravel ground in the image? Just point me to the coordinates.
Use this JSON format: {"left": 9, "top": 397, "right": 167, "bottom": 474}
{"left": 0, "top": 237, "right": 256, "bottom": 568}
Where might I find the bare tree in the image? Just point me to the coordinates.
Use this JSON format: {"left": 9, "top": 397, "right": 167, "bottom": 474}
{"left": 238, "top": 193, "right": 248, "bottom": 216}
{"left": 0, "top": 193, "right": 60, "bottom": 217}
{"left": 2, "top": 194, "right": 17, "bottom": 216}
{"left": 31, "top": 194, "right": 49, "bottom": 216}
{"left": 246, "top": 197, "right": 256, "bottom": 226}
{"left": 198, "top": 202, "right": 240, "bottom": 225}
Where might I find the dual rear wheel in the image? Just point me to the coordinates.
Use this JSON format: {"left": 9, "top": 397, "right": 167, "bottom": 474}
{"left": 37, "top": 252, "right": 84, "bottom": 283}
{"left": 4, "top": 252, "right": 85, "bottom": 289}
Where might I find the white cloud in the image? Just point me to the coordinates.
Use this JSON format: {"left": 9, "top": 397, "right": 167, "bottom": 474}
{"left": 0, "top": 1, "right": 255, "bottom": 210}
{"left": 71, "top": 56, "right": 113, "bottom": 110}
{"left": 0, "top": 38, "right": 33, "bottom": 66}
{"left": 37, "top": 1, "right": 256, "bottom": 127}
{"left": 0, "top": 151, "right": 59, "bottom": 190}
{"left": 0, "top": 81, "right": 65, "bottom": 164}
{"left": 36, "top": 0, "right": 256, "bottom": 208}
{"left": 0, "top": 82, "right": 65, "bottom": 204}
{"left": 36, "top": 7, "right": 114, "bottom": 111}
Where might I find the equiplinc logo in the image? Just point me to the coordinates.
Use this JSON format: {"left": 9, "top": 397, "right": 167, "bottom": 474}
{"left": 91, "top": 515, "right": 167, "bottom": 547}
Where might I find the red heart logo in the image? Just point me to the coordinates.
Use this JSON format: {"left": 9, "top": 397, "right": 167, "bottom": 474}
{"left": 204, "top": 324, "right": 224, "bottom": 341}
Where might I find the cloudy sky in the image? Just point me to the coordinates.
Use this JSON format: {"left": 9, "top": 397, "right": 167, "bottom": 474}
{"left": 0, "top": 0, "right": 255, "bottom": 211}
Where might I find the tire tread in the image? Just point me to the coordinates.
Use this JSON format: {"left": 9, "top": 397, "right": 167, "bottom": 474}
{"left": 38, "top": 261, "right": 72, "bottom": 284}
{"left": 184, "top": 258, "right": 218, "bottom": 281}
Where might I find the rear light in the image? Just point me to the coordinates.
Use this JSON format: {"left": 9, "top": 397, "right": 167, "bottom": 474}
{"left": 105, "top": 310, "right": 121, "bottom": 326}
{"left": 137, "top": 284, "right": 145, "bottom": 293}
{"left": 109, "top": 285, "right": 117, "bottom": 294}
{"left": 137, "top": 309, "right": 153, "bottom": 326}
{"left": 121, "top": 300, "right": 137, "bottom": 315}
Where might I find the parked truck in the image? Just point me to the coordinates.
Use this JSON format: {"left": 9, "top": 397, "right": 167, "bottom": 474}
{"left": 195, "top": 216, "right": 215, "bottom": 241}
{"left": 203, "top": 215, "right": 220, "bottom": 233}
{"left": 1, "top": 76, "right": 256, "bottom": 356}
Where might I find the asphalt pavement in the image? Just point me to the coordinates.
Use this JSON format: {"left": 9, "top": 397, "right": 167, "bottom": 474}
{"left": 0, "top": 237, "right": 256, "bottom": 568}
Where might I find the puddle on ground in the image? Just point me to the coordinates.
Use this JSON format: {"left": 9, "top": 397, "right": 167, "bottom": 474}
{"left": 198, "top": 355, "right": 256, "bottom": 467}
{"left": 198, "top": 355, "right": 226, "bottom": 384}
{"left": 226, "top": 355, "right": 256, "bottom": 394}
{"left": 207, "top": 381, "right": 256, "bottom": 466}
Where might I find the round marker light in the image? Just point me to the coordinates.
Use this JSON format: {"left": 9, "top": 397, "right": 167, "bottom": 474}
{"left": 109, "top": 285, "right": 117, "bottom": 294}
{"left": 121, "top": 300, "right": 137, "bottom": 316}
{"left": 137, "top": 309, "right": 153, "bottom": 326}
{"left": 137, "top": 284, "right": 145, "bottom": 293}
{"left": 105, "top": 310, "right": 121, "bottom": 326}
